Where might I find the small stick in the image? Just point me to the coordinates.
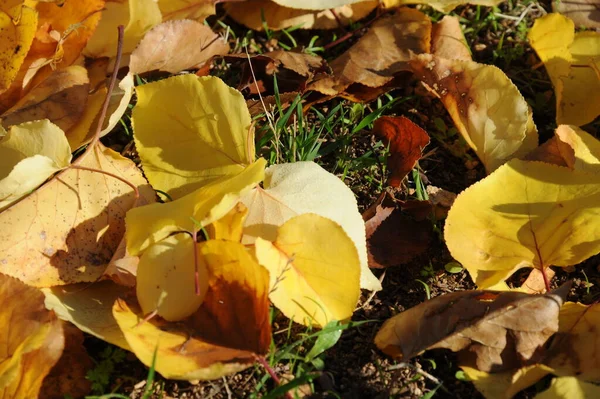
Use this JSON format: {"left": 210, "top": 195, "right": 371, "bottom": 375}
{"left": 255, "top": 355, "right": 293, "bottom": 399}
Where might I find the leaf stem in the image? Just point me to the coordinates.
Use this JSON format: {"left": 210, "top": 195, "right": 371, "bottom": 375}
{"left": 192, "top": 228, "right": 201, "bottom": 296}
{"left": 255, "top": 355, "right": 293, "bottom": 399}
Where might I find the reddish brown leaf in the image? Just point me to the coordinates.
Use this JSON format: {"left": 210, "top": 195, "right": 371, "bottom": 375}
{"left": 373, "top": 116, "right": 430, "bottom": 187}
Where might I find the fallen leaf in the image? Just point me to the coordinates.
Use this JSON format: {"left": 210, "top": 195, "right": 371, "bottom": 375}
{"left": 444, "top": 159, "right": 600, "bottom": 288}
{"left": 382, "top": 0, "right": 504, "bottom": 13}
{"left": 375, "top": 283, "right": 570, "bottom": 372}
{"left": 431, "top": 16, "right": 471, "bottom": 61}
{"left": 0, "top": 4, "right": 37, "bottom": 94}
{"left": 535, "top": 376, "right": 600, "bottom": 399}
{"left": 129, "top": 20, "right": 229, "bottom": 75}
{"left": 126, "top": 159, "right": 266, "bottom": 255}
{"left": 0, "top": 120, "right": 71, "bottom": 210}
{"left": 136, "top": 233, "right": 209, "bottom": 321}
{"left": 114, "top": 239, "right": 271, "bottom": 380}
{"left": 529, "top": 13, "right": 600, "bottom": 126}
{"left": 0, "top": 143, "right": 154, "bottom": 287}
{"left": 241, "top": 161, "right": 381, "bottom": 291}
{"left": 225, "top": 0, "right": 377, "bottom": 31}
{"left": 0, "top": 273, "right": 64, "bottom": 398}
{"left": 461, "top": 364, "right": 553, "bottom": 399}
{"left": 270, "top": 0, "right": 369, "bottom": 8}
{"left": 157, "top": 0, "right": 216, "bottom": 21}
{"left": 521, "top": 268, "right": 557, "bottom": 294}
{"left": 411, "top": 54, "right": 538, "bottom": 173}
{"left": 553, "top": 0, "right": 600, "bottom": 29}
{"left": 132, "top": 74, "right": 255, "bottom": 199}
{"left": 254, "top": 213, "right": 361, "bottom": 327}
{"left": 372, "top": 116, "right": 430, "bottom": 186}
{"left": 206, "top": 202, "right": 248, "bottom": 242}
{"left": 39, "top": 322, "right": 93, "bottom": 399}
{"left": 84, "top": 0, "right": 162, "bottom": 58}
{"left": 1, "top": 65, "right": 89, "bottom": 132}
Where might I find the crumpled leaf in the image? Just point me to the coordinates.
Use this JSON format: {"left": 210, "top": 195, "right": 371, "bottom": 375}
{"left": 129, "top": 20, "right": 228, "bottom": 75}
{"left": 461, "top": 364, "right": 552, "bottom": 399}
{"left": 158, "top": 0, "right": 216, "bottom": 21}
{"left": 553, "top": 0, "right": 600, "bottom": 30}
{"left": 0, "top": 143, "right": 154, "bottom": 287}
{"left": 529, "top": 13, "right": 600, "bottom": 126}
{"left": 0, "top": 120, "right": 71, "bottom": 210}
{"left": 132, "top": 74, "right": 255, "bottom": 199}
{"left": 382, "top": 0, "right": 504, "bottom": 13}
{"left": 0, "top": 273, "right": 64, "bottom": 398}
{"left": 241, "top": 161, "right": 381, "bottom": 291}
{"left": 0, "top": 4, "right": 37, "bottom": 94}
{"left": 114, "top": 239, "right": 271, "bottom": 380}
{"left": 444, "top": 159, "right": 600, "bottom": 288}
{"left": 1, "top": 65, "right": 89, "bottom": 132}
{"left": 255, "top": 213, "right": 361, "bottom": 327}
{"left": 136, "top": 233, "right": 209, "bottom": 321}
{"left": 126, "top": 158, "right": 266, "bottom": 255}
{"left": 309, "top": 8, "right": 431, "bottom": 101}
{"left": 431, "top": 16, "right": 471, "bottom": 61}
{"left": 411, "top": 54, "right": 538, "bottom": 173}
{"left": 43, "top": 281, "right": 132, "bottom": 350}
{"left": 375, "top": 283, "right": 570, "bottom": 372}
{"left": 372, "top": 116, "right": 430, "bottom": 186}
{"left": 225, "top": 0, "right": 377, "bottom": 31}
{"left": 84, "top": 0, "right": 162, "bottom": 58}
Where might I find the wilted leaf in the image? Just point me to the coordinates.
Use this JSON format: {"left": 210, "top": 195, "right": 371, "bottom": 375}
{"left": 115, "top": 239, "right": 271, "bottom": 380}
{"left": 536, "top": 376, "right": 600, "bottom": 399}
{"left": 241, "top": 161, "right": 381, "bottom": 291}
{"left": 529, "top": 13, "right": 600, "bottom": 126}
{"left": 126, "top": 159, "right": 266, "bottom": 255}
{"left": 375, "top": 283, "right": 570, "bottom": 372}
{"left": 255, "top": 213, "right": 361, "bottom": 327}
{"left": 0, "top": 4, "right": 37, "bottom": 94}
{"left": 372, "top": 116, "right": 430, "bottom": 186}
{"left": 411, "top": 54, "right": 538, "bottom": 173}
{"left": 431, "top": 16, "right": 471, "bottom": 61}
{"left": 84, "top": 0, "right": 162, "bottom": 58}
{"left": 0, "top": 120, "right": 71, "bottom": 210}
{"left": 0, "top": 273, "right": 64, "bottom": 398}
{"left": 225, "top": 0, "right": 377, "bottom": 31}
{"left": 553, "top": 0, "right": 600, "bottom": 30}
{"left": 136, "top": 233, "right": 209, "bottom": 321}
{"left": 158, "top": 0, "right": 216, "bottom": 21}
{"left": 0, "top": 143, "right": 154, "bottom": 286}
{"left": 129, "top": 20, "right": 228, "bottom": 75}
{"left": 132, "top": 74, "right": 255, "bottom": 199}
{"left": 382, "top": 0, "right": 504, "bottom": 13}
{"left": 461, "top": 364, "right": 552, "bottom": 399}
{"left": 1, "top": 65, "right": 89, "bottom": 132}
{"left": 43, "top": 281, "right": 132, "bottom": 350}
{"left": 444, "top": 159, "right": 600, "bottom": 288}
{"left": 310, "top": 8, "right": 431, "bottom": 100}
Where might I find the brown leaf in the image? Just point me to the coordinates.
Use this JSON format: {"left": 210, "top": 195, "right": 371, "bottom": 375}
{"left": 553, "top": 0, "right": 600, "bottom": 29}
{"left": 129, "top": 19, "right": 229, "bottom": 75}
{"left": 0, "top": 273, "right": 64, "bottom": 398}
{"left": 309, "top": 8, "right": 431, "bottom": 99}
{"left": 524, "top": 135, "right": 575, "bottom": 168}
{"left": 0, "top": 144, "right": 155, "bottom": 287}
{"left": 521, "top": 268, "right": 557, "bottom": 294}
{"left": 431, "top": 16, "right": 471, "bottom": 61}
{"left": 372, "top": 116, "right": 430, "bottom": 187}
{"left": 39, "top": 322, "right": 93, "bottom": 399}
{"left": 375, "top": 282, "right": 571, "bottom": 372}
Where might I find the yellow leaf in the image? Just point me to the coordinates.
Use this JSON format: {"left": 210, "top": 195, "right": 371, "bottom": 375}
{"left": 0, "top": 273, "right": 64, "bottom": 398}
{"left": 132, "top": 75, "right": 254, "bottom": 199}
{"left": 382, "top": 0, "right": 503, "bottom": 12}
{"left": 535, "top": 377, "right": 600, "bottom": 399}
{"left": 444, "top": 159, "right": 600, "bottom": 288}
{"left": 555, "top": 125, "right": 600, "bottom": 172}
{"left": 136, "top": 233, "right": 209, "bottom": 321}
{"left": 114, "top": 240, "right": 271, "bottom": 380}
{"left": 206, "top": 202, "right": 248, "bottom": 242}
{"left": 84, "top": 0, "right": 161, "bottom": 58}
{"left": 225, "top": 0, "right": 377, "bottom": 31}
{"left": 254, "top": 213, "right": 361, "bottom": 327}
{"left": 126, "top": 158, "right": 266, "bottom": 255}
{"left": 42, "top": 281, "right": 132, "bottom": 350}
{"left": 410, "top": 54, "right": 538, "bottom": 173}
{"left": 461, "top": 364, "right": 552, "bottom": 399}
{"left": 242, "top": 161, "right": 381, "bottom": 291}
{"left": 529, "top": 13, "right": 600, "bottom": 126}
{"left": 157, "top": 0, "right": 215, "bottom": 21}
{"left": 0, "top": 120, "right": 71, "bottom": 210}
{"left": 0, "top": 143, "right": 154, "bottom": 286}
{"left": 0, "top": 4, "right": 37, "bottom": 94}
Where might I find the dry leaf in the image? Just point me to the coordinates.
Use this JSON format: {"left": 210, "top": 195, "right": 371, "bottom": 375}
{"left": 372, "top": 116, "right": 430, "bottom": 186}
{"left": 0, "top": 143, "right": 154, "bottom": 287}
{"left": 375, "top": 283, "right": 570, "bottom": 372}
{"left": 553, "top": 0, "right": 600, "bottom": 29}
{"left": 225, "top": 0, "right": 377, "bottom": 31}
{"left": 431, "top": 16, "right": 471, "bottom": 61}
{"left": 444, "top": 159, "right": 600, "bottom": 288}
{"left": 158, "top": 0, "right": 216, "bottom": 21}
{"left": 0, "top": 273, "right": 64, "bottom": 398}
{"left": 241, "top": 161, "right": 381, "bottom": 291}
{"left": 411, "top": 54, "right": 538, "bottom": 173}
{"left": 382, "top": 0, "right": 504, "bottom": 13}
{"left": 255, "top": 213, "right": 361, "bottom": 327}
{"left": 129, "top": 20, "right": 229, "bottom": 75}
